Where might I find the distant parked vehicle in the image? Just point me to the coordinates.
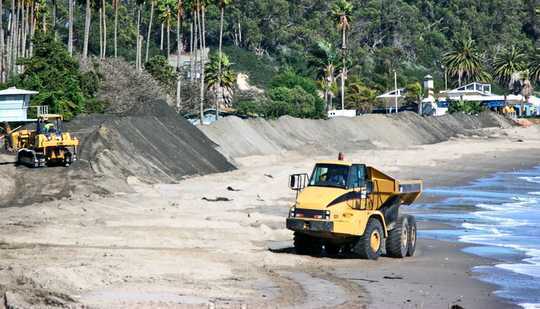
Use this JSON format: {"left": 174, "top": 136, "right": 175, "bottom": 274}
{"left": 327, "top": 109, "right": 358, "bottom": 118}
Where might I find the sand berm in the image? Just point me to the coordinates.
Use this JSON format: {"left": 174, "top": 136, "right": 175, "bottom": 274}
{"left": 201, "top": 111, "right": 511, "bottom": 161}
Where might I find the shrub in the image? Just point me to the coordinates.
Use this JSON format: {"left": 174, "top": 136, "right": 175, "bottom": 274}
{"left": 448, "top": 100, "right": 485, "bottom": 114}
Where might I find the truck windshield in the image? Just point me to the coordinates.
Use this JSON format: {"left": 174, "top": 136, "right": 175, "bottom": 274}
{"left": 309, "top": 164, "right": 349, "bottom": 188}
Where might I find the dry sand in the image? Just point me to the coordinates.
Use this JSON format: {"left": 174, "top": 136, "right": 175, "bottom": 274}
{"left": 1, "top": 123, "right": 539, "bottom": 308}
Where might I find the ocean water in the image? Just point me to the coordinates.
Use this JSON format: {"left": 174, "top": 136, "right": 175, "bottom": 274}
{"left": 410, "top": 166, "right": 540, "bottom": 308}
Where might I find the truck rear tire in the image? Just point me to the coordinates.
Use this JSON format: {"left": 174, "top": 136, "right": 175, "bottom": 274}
{"left": 354, "top": 218, "right": 383, "bottom": 260}
{"left": 386, "top": 215, "right": 409, "bottom": 258}
{"left": 406, "top": 215, "right": 417, "bottom": 257}
{"left": 294, "top": 232, "right": 322, "bottom": 256}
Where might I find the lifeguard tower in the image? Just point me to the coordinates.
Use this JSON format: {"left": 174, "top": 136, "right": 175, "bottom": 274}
{"left": 0, "top": 87, "right": 44, "bottom": 122}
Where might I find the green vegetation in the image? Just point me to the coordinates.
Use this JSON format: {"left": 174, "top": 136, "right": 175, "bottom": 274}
{"left": 448, "top": 101, "right": 486, "bottom": 115}
{"left": 206, "top": 52, "right": 237, "bottom": 106}
{"left": 145, "top": 55, "right": 176, "bottom": 89}
{"left": 233, "top": 70, "right": 325, "bottom": 118}
{"left": 13, "top": 33, "right": 103, "bottom": 119}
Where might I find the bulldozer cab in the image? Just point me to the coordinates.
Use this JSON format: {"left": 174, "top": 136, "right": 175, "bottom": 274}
{"left": 36, "top": 114, "right": 64, "bottom": 135}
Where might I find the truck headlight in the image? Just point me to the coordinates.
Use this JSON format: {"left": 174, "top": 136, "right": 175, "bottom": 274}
{"left": 289, "top": 207, "right": 296, "bottom": 218}
{"left": 325, "top": 210, "right": 330, "bottom": 220}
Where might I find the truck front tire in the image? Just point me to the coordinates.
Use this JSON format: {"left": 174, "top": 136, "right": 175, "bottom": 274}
{"left": 354, "top": 218, "right": 383, "bottom": 260}
{"left": 386, "top": 215, "right": 409, "bottom": 258}
{"left": 294, "top": 232, "right": 322, "bottom": 256}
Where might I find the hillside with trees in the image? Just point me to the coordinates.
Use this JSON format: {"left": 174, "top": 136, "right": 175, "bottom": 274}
{"left": 0, "top": 0, "right": 539, "bottom": 119}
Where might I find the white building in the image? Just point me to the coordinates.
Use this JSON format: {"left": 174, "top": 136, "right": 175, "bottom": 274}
{"left": 0, "top": 87, "right": 42, "bottom": 122}
{"left": 439, "top": 82, "right": 540, "bottom": 116}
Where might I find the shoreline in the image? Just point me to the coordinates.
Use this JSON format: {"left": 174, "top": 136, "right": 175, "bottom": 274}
{"left": 0, "top": 126, "right": 539, "bottom": 308}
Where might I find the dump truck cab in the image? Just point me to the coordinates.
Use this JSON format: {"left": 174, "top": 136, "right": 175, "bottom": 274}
{"left": 286, "top": 156, "right": 422, "bottom": 259}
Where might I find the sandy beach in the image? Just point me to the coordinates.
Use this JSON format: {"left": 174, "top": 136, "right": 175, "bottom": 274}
{"left": 1, "top": 123, "right": 539, "bottom": 308}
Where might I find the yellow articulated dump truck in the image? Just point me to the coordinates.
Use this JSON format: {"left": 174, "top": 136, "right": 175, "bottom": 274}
{"left": 286, "top": 155, "right": 422, "bottom": 260}
{"left": 6, "top": 114, "right": 79, "bottom": 168}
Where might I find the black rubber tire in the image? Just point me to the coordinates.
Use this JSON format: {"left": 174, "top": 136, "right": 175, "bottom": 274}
{"left": 294, "top": 232, "right": 322, "bottom": 256}
{"left": 325, "top": 243, "right": 341, "bottom": 256}
{"left": 386, "top": 215, "right": 409, "bottom": 258}
{"left": 354, "top": 218, "right": 383, "bottom": 260}
{"left": 406, "top": 215, "right": 417, "bottom": 257}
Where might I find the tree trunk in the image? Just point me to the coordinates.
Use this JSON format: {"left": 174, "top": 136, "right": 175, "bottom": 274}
{"left": 7, "top": 10, "right": 12, "bottom": 78}
{"left": 160, "top": 22, "right": 163, "bottom": 50}
{"left": 0, "top": 0, "right": 4, "bottom": 82}
{"left": 189, "top": 21, "right": 193, "bottom": 81}
{"left": 200, "top": 2, "right": 206, "bottom": 123}
{"left": 176, "top": 4, "right": 182, "bottom": 110}
{"left": 167, "top": 19, "right": 170, "bottom": 57}
{"left": 192, "top": 19, "right": 197, "bottom": 82}
{"left": 341, "top": 68, "right": 345, "bottom": 110}
{"left": 20, "top": 0, "right": 25, "bottom": 58}
{"left": 83, "top": 0, "right": 91, "bottom": 60}
{"left": 145, "top": 0, "right": 154, "bottom": 63}
{"left": 238, "top": 22, "right": 241, "bottom": 45}
{"left": 68, "top": 0, "right": 73, "bottom": 56}
{"left": 340, "top": 27, "right": 346, "bottom": 110}
{"left": 52, "top": 0, "right": 56, "bottom": 32}
{"left": 176, "top": 5, "right": 181, "bottom": 70}
{"left": 217, "top": 5, "right": 224, "bottom": 119}
{"left": 102, "top": 0, "right": 107, "bottom": 58}
{"left": 114, "top": 0, "right": 118, "bottom": 58}
{"left": 99, "top": 7, "right": 103, "bottom": 58}
{"left": 29, "top": 1, "right": 35, "bottom": 56}
{"left": 196, "top": 2, "right": 204, "bottom": 124}
{"left": 136, "top": 4, "right": 141, "bottom": 69}
{"left": 11, "top": 0, "right": 19, "bottom": 75}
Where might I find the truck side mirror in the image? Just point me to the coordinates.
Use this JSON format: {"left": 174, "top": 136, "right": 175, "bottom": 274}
{"left": 289, "top": 173, "right": 308, "bottom": 191}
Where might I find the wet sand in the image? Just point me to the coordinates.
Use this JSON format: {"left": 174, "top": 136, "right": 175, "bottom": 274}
{"left": 1, "top": 125, "right": 539, "bottom": 308}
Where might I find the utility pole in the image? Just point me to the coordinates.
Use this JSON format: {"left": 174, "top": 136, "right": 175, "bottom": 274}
{"left": 444, "top": 68, "right": 448, "bottom": 90}
{"left": 394, "top": 70, "right": 398, "bottom": 114}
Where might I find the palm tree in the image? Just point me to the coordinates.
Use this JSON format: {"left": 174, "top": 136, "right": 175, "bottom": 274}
{"left": 443, "top": 38, "right": 488, "bottom": 86}
{"left": 331, "top": 0, "right": 353, "bottom": 110}
{"left": 158, "top": 0, "right": 175, "bottom": 57}
{"left": 206, "top": 52, "right": 236, "bottom": 111}
{"left": 308, "top": 40, "right": 339, "bottom": 111}
{"left": 493, "top": 47, "right": 526, "bottom": 85}
{"left": 529, "top": 49, "right": 540, "bottom": 83}
{"left": 492, "top": 46, "right": 526, "bottom": 107}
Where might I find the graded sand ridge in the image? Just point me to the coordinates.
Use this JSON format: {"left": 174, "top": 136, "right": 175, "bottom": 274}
{"left": 201, "top": 112, "right": 512, "bottom": 160}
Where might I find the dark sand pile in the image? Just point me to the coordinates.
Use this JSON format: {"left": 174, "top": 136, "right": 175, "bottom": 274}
{"left": 201, "top": 111, "right": 513, "bottom": 159}
{"left": 70, "top": 59, "right": 235, "bottom": 184}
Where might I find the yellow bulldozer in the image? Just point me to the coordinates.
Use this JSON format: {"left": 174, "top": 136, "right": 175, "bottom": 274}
{"left": 286, "top": 154, "right": 422, "bottom": 260}
{"left": 5, "top": 114, "right": 79, "bottom": 168}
